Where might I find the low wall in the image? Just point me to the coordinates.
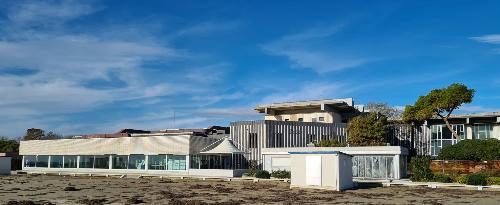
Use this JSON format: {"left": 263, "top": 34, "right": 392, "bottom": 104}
{"left": 430, "top": 160, "right": 500, "bottom": 175}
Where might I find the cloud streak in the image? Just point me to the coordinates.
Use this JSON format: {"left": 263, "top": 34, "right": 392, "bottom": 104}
{"left": 470, "top": 34, "right": 500, "bottom": 44}
{"left": 262, "top": 25, "right": 373, "bottom": 73}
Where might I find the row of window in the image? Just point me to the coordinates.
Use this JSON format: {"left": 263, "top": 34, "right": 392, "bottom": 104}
{"left": 24, "top": 155, "right": 187, "bottom": 170}
{"left": 283, "top": 117, "right": 325, "bottom": 122}
{"left": 430, "top": 123, "right": 495, "bottom": 156}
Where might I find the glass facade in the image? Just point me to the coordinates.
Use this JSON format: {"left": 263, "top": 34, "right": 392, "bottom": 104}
{"left": 352, "top": 155, "right": 394, "bottom": 179}
{"left": 112, "top": 155, "right": 128, "bottom": 169}
{"left": 128, "top": 155, "right": 145, "bottom": 170}
{"left": 167, "top": 155, "right": 186, "bottom": 170}
{"left": 472, "top": 124, "right": 493, "bottom": 139}
{"left": 50, "top": 156, "right": 64, "bottom": 168}
{"left": 148, "top": 155, "right": 166, "bottom": 170}
{"left": 430, "top": 124, "right": 465, "bottom": 156}
{"left": 94, "top": 155, "right": 110, "bottom": 169}
{"left": 64, "top": 156, "right": 78, "bottom": 168}
{"left": 24, "top": 154, "right": 188, "bottom": 171}
{"left": 36, "top": 155, "right": 49, "bottom": 167}
{"left": 24, "top": 155, "right": 36, "bottom": 167}
{"left": 79, "top": 156, "right": 94, "bottom": 168}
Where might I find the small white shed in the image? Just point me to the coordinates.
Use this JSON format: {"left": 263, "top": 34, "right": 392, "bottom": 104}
{"left": 289, "top": 151, "right": 353, "bottom": 191}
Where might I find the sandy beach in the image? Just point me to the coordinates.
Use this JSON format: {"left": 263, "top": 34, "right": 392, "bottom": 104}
{"left": 0, "top": 175, "right": 499, "bottom": 205}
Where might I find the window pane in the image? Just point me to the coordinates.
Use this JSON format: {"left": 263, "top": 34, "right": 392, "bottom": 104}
{"left": 64, "top": 156, "right": 78, "bottom": 168}
{"left": 94, "top": 155, "right": 109, "bottom": 169}
{"left": 79, "top": 156, "right": 94, "bottom": 168}
{"left": 148, "top": 155, "right": 166, "bottom": 170}
{"left": 50, "top": 156, "right": 63, "bottom": 168}
{"left": 24, "top": 156, "right": 36, "bottom": 167}
{"left": 36, "top": 155, "right": 49, "bottom": 167}
{"left": 128, "top": 155, "right": 145, "bottom": 170}
{"left": 112, "top": 155, "right": 128, "bottom": 169}
{"left": 167, "top": 155, "right": 186, "bottom": 170}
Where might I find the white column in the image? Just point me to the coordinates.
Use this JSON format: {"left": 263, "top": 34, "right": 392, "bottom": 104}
{"left": 393, "top": 155, "right": 400, "bottom": 179}
{"left": 109, "top": 155, "right": 112, "bottom": 170}
{"left": 144, "top": 155, "right": 148, "bottom": 171}
{"left": 185, "top": 155, "right": 189, "bottom": 171}
{"left": 48, "top": 156, "right": 51, "bottom": 168}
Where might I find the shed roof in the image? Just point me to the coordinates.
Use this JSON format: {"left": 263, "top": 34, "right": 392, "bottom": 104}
{"left": 200, "top": 138, "right": 245, "bottom": 154}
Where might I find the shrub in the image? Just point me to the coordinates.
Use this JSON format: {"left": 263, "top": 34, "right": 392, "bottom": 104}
{"left": 486, "top": 177, "right": 500, "bottom": 186}
{"left": 347, "top": 112, "right": 388, "bottom": 146}
{"left": 454, "top": 175, "right": 467, "bottom": 184}
{"left": 410, "top": 157, "right": 433, "bottom": 182}
{"left": 433, "top": 173, "right": 452, "bottom": 183}
{"left": 255, "top": 170, "right": 271, "bottom": 179}
{"left": 466, "top": 173, "right": 488, "bottom": 186}
{"left": 246, "top": 160, "right": 258, "bottom": 177}
{"left": 271, "top": 170, "right": 291, "bottom": 179}
{"left": 314, "top": 139, "right": 346, "bottom": 147}
{"left": 438, "top": 139, "right": 500, "bottom": 161}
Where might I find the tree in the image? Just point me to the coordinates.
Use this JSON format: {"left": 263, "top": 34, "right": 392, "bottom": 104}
{"left": 22, "top": 129, "right": 62, "bottom": 140}
{"left": 44, "top": 131, "right": 62, "bottom": 140}
{"left": 347, "top": 112, "right": 388, "bottom": 146}
{"left": 403, "top": 83, "right": 475, "bottom": 140}
{"left": 365, "top": 102, "right": 402, "bottom": 120}
{"left": 23, "top": 128, "right": 45, "bottom": 140}
{"left": 0, "top": 137, "right": 19, "bottom": 152}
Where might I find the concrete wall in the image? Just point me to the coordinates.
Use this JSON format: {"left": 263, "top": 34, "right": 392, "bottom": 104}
{"left": 0, "top": 157, "right": 11, "bottom": 175}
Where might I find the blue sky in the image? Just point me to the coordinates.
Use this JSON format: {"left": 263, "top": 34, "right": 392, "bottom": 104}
{"left": 1, "top": 0, "right": 499, "bottom": 137}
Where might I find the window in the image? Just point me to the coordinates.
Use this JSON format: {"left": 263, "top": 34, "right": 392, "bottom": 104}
{"left": 298, "top": 118, "right": 303, "bottom": 122}
{"left": 36, "top": 155, "right": 49, "bottom": 168}
{"left": 311, "top": 118, "right": 317, "bottom": 122}
{"left": 473, "top": 124, "right": 493, "bottom": 139}
{"left": 248, "top": 133, "right": 258, "bottom": 148}
{"left": 430, "top": 124, "right": 465, "bottom": 156}
{"left": 64, "top": 156, "right": 77, "bottom": 168}
{"left": 24, "top": 155, "right": 36, "bottom": 167}
{"left": 319, "top": 117, "right": 325, "bottom": 122}
{"left": 148, "top": 155, "right": 166, "bottom": 170}
{"left": 79, "top": 156, "right": 94, "bottom": 168}
{"left": 94, "top": 155, "right": 109, "bottom": 169}
{"left": 128, "top": 155, "right": 145, "bottom": 170}
{"left": 50, "top": 156, "right": 63, "bottom": 168}
{"left": 112, "top": 155, "right": 128, "bottom": 169}
{"left": 167, "top": 155, "right": 186, "bottom": 170}
{"left": 284, "top": 119, "right": 289, "bottom": 121}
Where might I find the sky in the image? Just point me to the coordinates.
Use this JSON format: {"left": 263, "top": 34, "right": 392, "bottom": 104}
{"left": 1, "top": 0, "right": 500, "bottom": 137}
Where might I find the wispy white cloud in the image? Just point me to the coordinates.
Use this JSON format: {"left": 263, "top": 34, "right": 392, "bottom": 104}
{"left": 458, "top": 105, "right": 500, "bottom": 113}
{"left": 260, "top": 82, "right": 349, "bottom": 104}
{"left": 470, "top": 34, "right": 500, "bottom": 44}
{"left": 170, "top": 21, "right": 240, "bottom": 38}
{"left": 0, "top": 1, "right": 242, "bottom": 136}
{"left": 262, "top": 25, "right": 373, "bottom": 73}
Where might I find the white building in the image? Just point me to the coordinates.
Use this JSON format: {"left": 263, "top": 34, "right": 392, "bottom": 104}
{"left": 19, "top": 134, "right": 247, "bottom": 177}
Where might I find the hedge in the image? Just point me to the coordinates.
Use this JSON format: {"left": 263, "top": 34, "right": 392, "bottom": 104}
{"left": 438, "top": 139, "right": 500, "bottom": 161}
{"left": 255, "top": 170, "right": 271, "bottom": 179}
{"left": 410, "top": 157, "right": 434, "bottom": 182}
{"left": 271, "top": 170, "right": 291, "bottom": 179}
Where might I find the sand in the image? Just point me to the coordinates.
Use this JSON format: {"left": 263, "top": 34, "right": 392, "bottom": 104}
{"left": 0, "top": 175, "right": 499, "bottom": 205}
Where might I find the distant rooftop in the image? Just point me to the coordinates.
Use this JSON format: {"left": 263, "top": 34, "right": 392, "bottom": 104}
{"left": 255, "top": 98, "right": 355, "bottom": 113}
{"left": 449, "top": 112, "right": 500, "bottom": 119}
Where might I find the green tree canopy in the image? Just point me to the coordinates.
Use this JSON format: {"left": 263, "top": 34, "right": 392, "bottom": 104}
{"left": 347, "top": 112, "right": 388, "bottom": 146}
{"left": 0, "top": 137, "right": 19, "bottom": 152}
{"left": 403, "top": 83, "right": 475, "bottom": 139}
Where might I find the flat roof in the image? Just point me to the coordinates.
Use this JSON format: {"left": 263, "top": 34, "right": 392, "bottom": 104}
{"left": 288, "top": 151, "right": 350, "bottom": 156}
{"left": 255, "top": 98, "right": 354, "bottom": 113}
